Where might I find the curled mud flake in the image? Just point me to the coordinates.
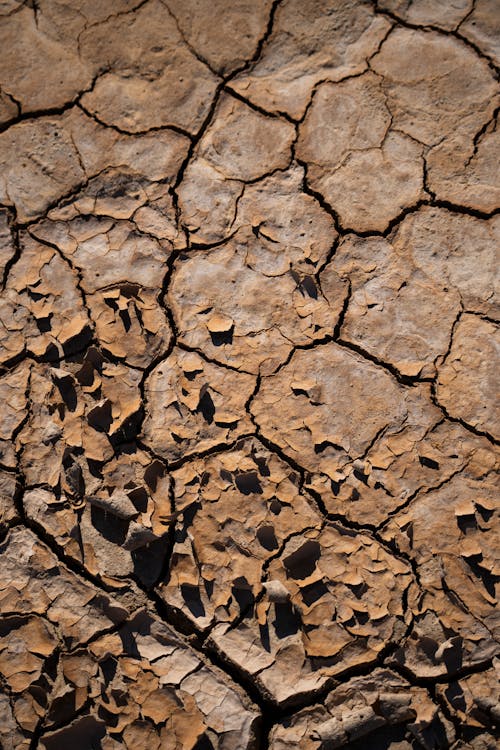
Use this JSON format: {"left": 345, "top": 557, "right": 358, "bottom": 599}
{"left": 307, "top": 408, "right": 499, "bottom": 530}
{"left": 1, "top": 234, "right": 91, "bottom": 363}
{"left": 170, "top": 232, "right": 347, "bottom": 374}
{"left": 17, "top": 353, "right": 143, "bottom": 488}
{"left": 436, "top": 315, "right": 500, "bottom": 440}
{"left": 0, "top": 615, "right": 58, "bottom": 693}
{"left": 437, "top": 659, "right": 500, "bottom": 732}
{"left": 0, "top": 527, "right": 129, "bottom": 646}
{"left": 38, "top": 614, "right": 259, "bottom": 749}
{"left": 252, "top": 339, "right": 498, "bottom": 529}
{"left": 32, "top": 196, "right": 175, "bottom": 367}
{"left": 230, "top": 0, "right": 391, "bottom": 119}
{"left": 269, "top": 668, "right": 455, "bottom": 749}
{"left": 90, "top": 286, "right": 172, "bottom": 369}
{"left": 0, "top": 361, "right": 30, "bottom": 468}
{"left": 0, "top": 0, "right": 498, "bottom": 742}
{"left": 19, "top": 360, "right": 176, "bottom": 584}
{"left": 143, "top": 347, "right": 255, "bottom": 461}
{"left": 158, "top": 437, "right": 321, "bottom": 630}
{"left": 0, "top": 529, "right": 259, "bottom": 749}
{"left": 383, "top": 467, "right": 500, "bottom": 678}
{"left": 208, "top": 524, "right": 412, "bottom": 705}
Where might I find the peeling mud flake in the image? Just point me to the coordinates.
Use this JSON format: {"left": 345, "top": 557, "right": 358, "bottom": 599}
{"left": 143, "top": 347, "right": 256, "bottom": 461}
{"left": 270, "top": 668, "right": 455, "bottom": 749}
{"left": 382, "top": 466, "right": 500, "bottom": 678}
{"left": 0, "top": 0, "right": 498, "bottom": 746}
{"left": 1, "top": 233, "right": 91, "bottom": 363}
{"left": 0, "top": 529, "right": 259, "bottom": 749}
{"left": 208, "top": 523, "right": 412, "bottom": 705}
{"left": 158, "top": 438, "right": 321, "bottom": 631}
{"left": 170, "top": 232, "right": 347, "bottom": 374}
{"left": 437, "top": 659, "right": 500, "bottom": 733}
{"left": 18, "top": 355, "right": 179, "bottom": 585}
{"left": 38, "top": 616, "right": 260, "bottom": 750}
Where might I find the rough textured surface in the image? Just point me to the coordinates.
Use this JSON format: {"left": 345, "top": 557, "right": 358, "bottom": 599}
{"left": 269, "top": 668, "right": 455, "bottom": 749}
{"left": 230, "top": 0, "right": 391, "bottom": 119}
{"left": 0, "top": 1, "right": 498, "bottom": 748}
{"left": 0, "top": 528, "right": 259, "bottom": 748}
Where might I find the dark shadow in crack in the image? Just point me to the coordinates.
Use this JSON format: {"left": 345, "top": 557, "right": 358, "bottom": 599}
{"left": 209, "top": 326, "right": 234, "bottom": 346}
{"left": 90, "top": 504, "right": 129, "bottom": 546}
{"left": 181, "top": 582, "right": 205, "bottom": 618}
{"left": 42, "top": 715, "right": 106, "bottom": 750}
{"left": 234, "top": 471, "right": 263, "bottom": 495}
{"left": 132, "top": 536, "right": 169, "bottom": 589}
{"left": 273, "top": 601, "right": 301, "bottom": 639}
{"left": 197, "top": 389, "right": 216, "bottom": 424}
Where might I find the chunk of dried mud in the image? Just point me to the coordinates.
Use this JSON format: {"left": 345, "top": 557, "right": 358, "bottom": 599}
{"left": 383, "top": 470, "right": 499, "bottom": 678}
{"left": 436, "top": 314, "right": 499, "bottom": 439}
{"left": 269, "top": 668, "right": 455, "bottom": 749}
{"left": 208, "top": 521, "right": 412, "bottom": 704}
{"left": 170, "top": 231, "right": 347, "bottom": 374}
{"left": 230, "top": 0, "right": 391, "bottom": 119}
{"left": 0, "top": 529, "right": 260, "bottom": 749}
{"left": 158, "top": 437, "right": 321, "bottom": 630}
{"left": 143, "top": 348, "right": 255, "bottom": 462}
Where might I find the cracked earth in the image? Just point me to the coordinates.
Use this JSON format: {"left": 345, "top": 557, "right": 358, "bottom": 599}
{"left": 0, "top": 1, "right": 499, "bottom": 748}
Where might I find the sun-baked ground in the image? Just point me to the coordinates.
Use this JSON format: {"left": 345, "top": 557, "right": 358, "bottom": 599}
{"left": 0, "top": 1, "right": 499, "bottom": 748}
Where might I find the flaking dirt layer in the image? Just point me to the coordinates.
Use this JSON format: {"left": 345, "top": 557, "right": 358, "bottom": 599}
{"left": 0, "top": 1, "right": 498, "bottom": 748}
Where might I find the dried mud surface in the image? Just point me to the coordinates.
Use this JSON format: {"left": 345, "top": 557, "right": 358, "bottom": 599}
{"left": 0, "top": 1, "right": 499, "bottom": 749}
